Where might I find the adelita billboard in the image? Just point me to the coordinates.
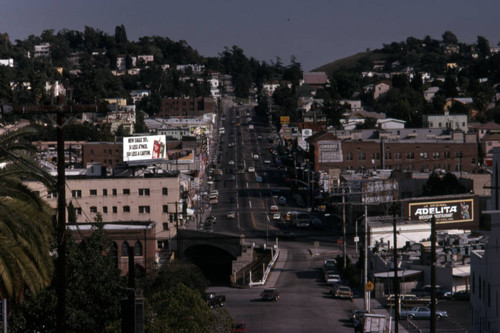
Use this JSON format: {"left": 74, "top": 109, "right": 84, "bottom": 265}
{"left": 407, "top": 197, "right": 476, "bottom": 228}
{"left": 123, "top": 135, "right": 166, "bottom": 162}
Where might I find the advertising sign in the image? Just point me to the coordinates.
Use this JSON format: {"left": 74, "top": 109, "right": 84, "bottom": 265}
{"left": 318, "top": 140, "right": 343, "bottom": 163}
{"left": 409, "top": 198, "right": 474, "bottom": 224}
{"left": 123, "top": 135, "right": 166, "bottom": 162}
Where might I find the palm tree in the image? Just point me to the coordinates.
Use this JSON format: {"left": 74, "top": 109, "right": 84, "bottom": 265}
{"left": 0, "top": 126, "right": 55, "bottom": 302}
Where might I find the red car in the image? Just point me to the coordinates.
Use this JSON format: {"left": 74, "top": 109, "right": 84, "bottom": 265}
{"left": 232, "top": 322, "right": 247, "bottom": 332}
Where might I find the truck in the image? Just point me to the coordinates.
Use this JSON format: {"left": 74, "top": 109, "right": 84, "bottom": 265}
{"left": 204, "top": 292, "right": 226, "bottom": 308}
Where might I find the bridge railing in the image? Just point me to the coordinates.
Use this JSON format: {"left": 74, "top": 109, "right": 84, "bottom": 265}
{"left": 249, "top": 245, "right": 280, "bottom": 287}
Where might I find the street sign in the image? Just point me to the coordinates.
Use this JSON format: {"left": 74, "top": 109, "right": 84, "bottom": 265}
{"left": 365, "top": 281, "right": 374, "bottom": 291}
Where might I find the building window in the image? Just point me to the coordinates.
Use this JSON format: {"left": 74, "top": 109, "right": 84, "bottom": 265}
{"left": 162, "top": 187, "right": 168, "bottom": 195}
{"left": 345, "top": 152, "right": 353, "bottom": 161}
{"left": 433, "top": 152, "right": 440, "bottom": 159}
{"left": 134, "top": 241, "right": 143, "bottom": 256}
{"left": 47, "top": 191, "right": 57, "bottom": 199}
{"left": 385, "top": 152, "right": 392, "bottom": 160}
{"left": 103, "top": 206, "right": 108, "bottom": 214}
{"left": 444, "top": 151, "right": 451, "bottom": 158}
{"left": 139, "top": 188, "right": 150, "bottom": 196}
{"left": 113, "top": 206, "right": 117, "bottom": 213}
{"left": 371, "top": 152, "right": 380, "bottom": 160}
{"left": 420, "top": 152, "right": 428, "bottom": 159}
{"left": 163, "top": 223, "right": 169, "bottom": 231}
{"left": 90, "top": 149, "right": 94, "bottom": 155}
{"left": 76, "top": 207, "right": 82, "bottom": 215}
{"left": 112, "top": 189, "right": 117, "bottom": 196}
{"left": 394, "top": 152, "right": 401, "bottom": 160}
{"left": 123, "top": 206, "right": 130, "bottom": 213}
{"left": 455, "top": 151, "right": 462, "bottom": 158}
{"left": 358, "top": 152, "right": 366, "bottom": 161}
{"left": 406, "top": 152, "right": 415, "bottom": 160}
{"left": 472, "top": 158, "right": 476, "bottom": 164}
{"left": 90, "top": 189, "right": 97, "bottom": 196}
{"left": 163, "top": 205, "right": 169, "bottom": 213}
{"left": 121, "top": 241, "right": 129, "bottom": 256}
{"left": 139, "top": 206, "right": 150, "bottom": 214}
{"left": 123, "top": 188, "right": 130, "bottom": 195}
{"left": 90, "top": 206, "right": 97, "bottom": 213}
{"left": 72, "top": 190, "right": 82, "bottom": 198}
{"left": 103, "top": 189, "right": 108, "bottom": 196}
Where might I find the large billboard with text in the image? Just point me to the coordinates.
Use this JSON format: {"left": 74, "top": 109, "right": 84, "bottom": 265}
{"left": 407, "top": 197, "right": 477, "bottom": 228}
{"left": 123, "top": 135, "right": 166, "bottom": 162}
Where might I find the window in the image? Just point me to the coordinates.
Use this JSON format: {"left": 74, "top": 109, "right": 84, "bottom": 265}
{"left": 121, "top": 241, "right": 130, "bottom": 256}
{"left": 433, "top": 152, "right": 440, "bottom": 159}
{"left": 90, "top": 149, "right": 94, "bottom": 155}
{"left": 113, "top": 206, "right": 117, "bottom": 213}
{"left": 103, "top": 189, "right": 108, "bottom": 196}
{"left": 371, "top": 152, "right": 380, "bottom": 160}
{"left": 90, "top": 206, "right": 97, "bottom": 213}
{"left": 163, "top": 223, "right": 169, "bottom": 231}
{"left": 123, "top": 189, "right": 130, "bottom": 195}
{"left": 444, "top": 151, "right": 451, "bottom": 158}
{"left": 345, "top": 152, "right": 353, "bottom": 161}
{"left": 406, "top": 152, "right": 415, "bottom": 159}
{"left": 90, "top": 189, "right": 97, "bottom": 196}
{"left": 472, "top": 158, "right": 476, "bottom": 164}
{"left": 47, "top": 191, "right": 57, "bottom": 199}
{"left": 162, "top": 187, "right": 168, "bottom": 195}
{"left": 455, "top": 151, "right": 462, "bottom": 158}
{"left": 112, "top": 189, "right": 117, "bottom": 196}
{"left": 163, "top": 205, "right": 169, "bottom": 213}
{"left": 123, "top": 206, "right": 130, "bottom": 213}
{"left": 139, "top": 188, "right": 150, "bottom": 196}
{"left": 358, "top": 152, "right": 366, "bottom": 161}
{"left": 103, "top": 206, "right": 108, "bottom": 214}
{"left": 139, "top": 206, "right": 150, "bottom": 214}
{"left": 72, "top": 190, "right": 82, "bottom": 198}
{"left": 76, "top": 207, "right": 82, "bottom": 215}
{"left": 385, "top": 152, "right": 392, "bottom": 160}
{"left": 134, "top": 241, "right": 143, "bottom": 256}
{"left": 420, "top": 152, "right": 428, "bottom": 159}
{"left": 394, "top": 152, "right": 401, "bottom": 160}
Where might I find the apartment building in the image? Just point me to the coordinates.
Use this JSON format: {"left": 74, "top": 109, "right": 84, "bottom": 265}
{"left": 309, "top": 129, "right": 479, "bottom": 173}
{"left": 159, "top": 97, "right": 216, "bottom": 118}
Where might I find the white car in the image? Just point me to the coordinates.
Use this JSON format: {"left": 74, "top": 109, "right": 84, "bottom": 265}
{"left": 325, "top": 274, "right": 341, "bottom": 285}
{"left": 264, "top": 159, "right": 271, "bottom": 164}
{"left": 248, "top": 166, "right": 255, "bottom": 172}
{"left": 228, "top": 160, "right": 234, "bottom": 165}
{"left": 272, "top": 213, "right": 281, "bottom": 221}
{"left": 226, "top": 210, "right": 236, "bottom": 219}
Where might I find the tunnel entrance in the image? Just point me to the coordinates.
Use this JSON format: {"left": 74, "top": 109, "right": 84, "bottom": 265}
{"left": 183, "top": 245, "right": 235, "bottom": 285}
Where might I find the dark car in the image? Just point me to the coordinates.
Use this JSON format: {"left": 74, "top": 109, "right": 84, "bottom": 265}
{"left": 277, "top": 231, "right": 296, "bottom": 240}
{"left": 260, "top": 288, "right": 280, "bottom": 301}
{"left": 228, "top": 197, "right": 236, "bottom": 203}
{"left": 232, "top": 322, "right": 247, "bottom": 333}
{"left": 452, "top": 290, "right": 470, "bottom": 301}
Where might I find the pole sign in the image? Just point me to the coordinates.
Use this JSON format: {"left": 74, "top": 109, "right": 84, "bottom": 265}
{"left": 408, "top": 198, "right": 474, "bottom": 225}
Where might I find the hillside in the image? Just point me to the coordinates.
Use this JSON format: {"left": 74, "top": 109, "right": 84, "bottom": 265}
{"left": 313, "top": 52, "right": 388, "bottom": 75}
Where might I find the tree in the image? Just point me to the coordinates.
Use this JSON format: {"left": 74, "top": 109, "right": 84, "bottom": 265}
{"left": 476, "top": 36, "right": 491, "bottom": 58}
{"left": 145, "top": 283, "right": 232, "bottom": 333}
{"left": 9, "top": 222, "right": 125, "bottom": 332}
{"left": 422, "top": 172, "right": 467, "bottom": 196}
{"left": 442, "top": 31, "right": 458, "bottom": 45}
{"left": 0, "top": 126, "right": 55, "bottom": 303}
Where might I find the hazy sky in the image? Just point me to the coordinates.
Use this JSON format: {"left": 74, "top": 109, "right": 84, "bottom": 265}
{"left": 2, "top": 0, "right": 500, "bottom": 71}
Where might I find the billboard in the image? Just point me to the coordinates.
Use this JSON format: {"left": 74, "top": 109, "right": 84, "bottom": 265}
{"left": 123, "top": 135, "right": 166, "bottom": 162}
{"left": 408, "top": 198, "right": 474, "bottom": 225}
{"left": 318, "top": 140, "right": 343, "bottom": 163}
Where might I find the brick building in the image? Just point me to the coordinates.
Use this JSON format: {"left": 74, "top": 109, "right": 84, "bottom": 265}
{"left": 159, "top": 97, "right": 216, "bottom": 118}
{"left": 309, "top": 129, "right": 479, "bottom": 173}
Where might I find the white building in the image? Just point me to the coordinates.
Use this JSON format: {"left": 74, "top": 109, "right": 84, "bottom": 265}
{"left": 34, "top": 43, "right": 50, "bottom": 58}
{"left": 470, "top": 147, "right": 500, "bottom": 333}
{"left": 0, "top": 58, "right": 14, "bottom": 67}
{"left": 423, "top": 110, "right": 468, "bottom": 132}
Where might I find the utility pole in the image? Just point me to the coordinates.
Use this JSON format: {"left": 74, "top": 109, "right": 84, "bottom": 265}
{"left": 364, "top": 204, "right": 369, "bottom": 311}
{"left": 430, "top": 216, "right": 437, "bottom": 333}
{"left": 393, "top": 202, "right": 399, "bottom": 333}
{"left": 342, "top": 188, "right": 347, "bottom": 269}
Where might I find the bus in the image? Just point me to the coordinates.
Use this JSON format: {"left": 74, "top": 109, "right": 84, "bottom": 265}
{"left": 290, "top": 211, "right": 310, "bottom": 228}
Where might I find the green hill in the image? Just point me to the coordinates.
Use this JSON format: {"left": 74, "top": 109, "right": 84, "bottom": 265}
{"left": 313, "top": 52, "right": 389, "bottom": 75}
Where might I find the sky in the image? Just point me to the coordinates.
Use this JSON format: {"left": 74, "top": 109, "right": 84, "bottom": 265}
{"left": 2, "top": 0, "right": 500, "bottom": 71}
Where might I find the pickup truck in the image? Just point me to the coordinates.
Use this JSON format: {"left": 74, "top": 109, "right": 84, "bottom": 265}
{"left": 204, "top": 292, "right": 226, "bottom": 308}
{"left": 400, "top": 306, "right": 448, "bottom": 320}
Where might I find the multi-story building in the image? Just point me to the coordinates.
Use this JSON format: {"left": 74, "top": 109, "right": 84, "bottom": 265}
{"left": 470, "top": 147, "right": 500, "bottom": 333}
{"left": 82, "top": 142, "right": 123, "bottom": 170}
{"left": 27, "top": 172, "right": 181, "bottom": 254}
{"left": 159, "top": 97, "right": 216, "bottom": 118}
{"left": 309, "top": 129, "right": 479, "bottom": 173}
{"left": 34, "top": 43, "right": 50, "bottom": 58}
{"left": 423, "top": 110, "right": 468, "bottom": 132}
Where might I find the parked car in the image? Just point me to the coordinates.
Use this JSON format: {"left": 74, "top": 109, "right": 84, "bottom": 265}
{"left": 276, "top": 230, "right": 296, "bottom": 240}
{"left": 452, "top": 290, "right": 470, "bottom": 301}
{"left": 272, "top": 213, "right": 281, "bottom": 221}
{"left": 325, "top": 274, "right": 341, "bottom": 285}
{"left": 414, "top": 285, "right": 453, "bottom": 299}
{"left": 385, "top": 294, "right": 434, "bottom": 307}
{"left": 226, "top": 210, "right": 236, "bottom": 219}
{"left": 400, "top": 306, "right": 448, "bottom": 320}
{"left": 260, "top": 288, "right": 280, "bottom": 301}
{"left": 204, "top": 293, "right": 226, "bottom": 308}
{"left": 330, "top": 284, "right": 353, "bottom": 299}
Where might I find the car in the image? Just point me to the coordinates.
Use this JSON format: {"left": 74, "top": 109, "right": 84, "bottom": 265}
{"left": 253, "top": 154, "right": 259, "bottom": 160}
{"left": 226, "top": 210, "right": 236, "bottom": 219}
{"left": 264, "top": 159, "right": 271, "bottom": 164}
{"left": 385, "top": 294, "right": 434, "bottom": 307}
{"left": 204, "top": 292, "right": 225, "bottom": 308}
{"left": 227, "top": 175, "right": 236, "bottom": 181}
{"left": 400, "top": 306, "right": 448, "bottom": 320}
{"left": 330, "top": 285, "right": 353, "bottom": 299}
{"left": 272, "top": 213, "right": 281, "bottom": 221}
{"left": 278, "top": 196, "right": 286, "bottom": 205}
{"left": 277, "top": 231, "right": 296, "bottom": 240}
{"left": 260, "top": 288, "right": 280, "bottom": 301}
{"left": 203, "top": 224, "right": 214, "bottom": 232}
{"left": 206, "top": 216, "right": 216, "bottom": 224}
{"left": 414, "top": 285, "right": 453, "bottom": 299}
{"left": 248, "top": 166, "right": 255, "bottom": 173}
{"left": 231, "top": 322, "right": 247, "bottom": 333}
{"left": 255, "top": 176, "right": 262, "bottom": 183}
{"left": 228, "top": 160, "right": 235, "bottom": 165}
{"left": 452, "top": 290, "right": 470, "bottom": 301}
{"left": 228, "top": 197, "right": 236, "bottom": 203}
{"left": 325, "top": 273, "right": 341, "bottom": 285}
{"left": 270, "top": 205, "right": 279, "bottom": 213}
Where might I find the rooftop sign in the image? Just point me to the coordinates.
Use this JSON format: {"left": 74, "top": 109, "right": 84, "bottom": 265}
{"left": 123, "top": 135, "right": 166, "bottom": 162}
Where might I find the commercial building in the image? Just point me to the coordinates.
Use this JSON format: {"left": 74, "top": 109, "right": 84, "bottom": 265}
{"left": 159, "top": 97, "right": 216, "bottom": 118}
